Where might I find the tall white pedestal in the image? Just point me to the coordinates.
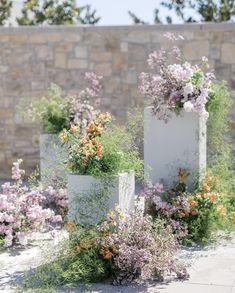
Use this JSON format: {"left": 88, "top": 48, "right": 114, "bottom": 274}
{"left": 144, "top": 107, "right": 207, "bottom": 191}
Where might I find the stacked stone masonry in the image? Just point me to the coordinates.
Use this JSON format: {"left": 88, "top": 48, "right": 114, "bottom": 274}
{"left": 0, "top": 23, "right": 235, "bottom": 178}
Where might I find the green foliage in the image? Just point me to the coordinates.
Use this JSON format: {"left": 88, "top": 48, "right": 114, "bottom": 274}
{"left": 84, "top": 126, "right": 143, "bottom": 178}
{"left": 26, "top": 83, "right": 71, "bottom": 134}
{"left": 78, "top": 5, "right": 101, "bottom": 25}
{"left": 183, "top": 208, "right": 218, "bottom": 246}
{"left": 207, "top": 81, "right": 235, "bottom": 197}
{"left": 17, "top": 0, "right": 100, "bottom": 25}
{"left": 161, "top": 0, "right": 235, "bottom": 23}
{"left": 0, "top": 0, "right": 12, "bottom": 25}
{"left": 23, "top": 226, "right": 112, "bottom": 291}
{"left": 126, "top": 106, "right": 144, "bottom": 158}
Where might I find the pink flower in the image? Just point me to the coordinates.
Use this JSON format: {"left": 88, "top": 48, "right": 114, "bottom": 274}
{"left": 51, "top": 215, "right": 62, "bottom": 223}
{"left": 154, "top": 183, "right": 164, "bottom": 193}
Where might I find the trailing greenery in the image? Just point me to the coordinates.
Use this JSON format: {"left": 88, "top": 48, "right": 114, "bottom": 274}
{"left": 94, "top": 125, "right": 144, "bottom": 178}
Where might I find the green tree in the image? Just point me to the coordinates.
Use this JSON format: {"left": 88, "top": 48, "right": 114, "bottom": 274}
{"left": 161, "top": 0, "right": 235, "bottom": 23}
{"left": 0, "top": 0, "right": 12, "bottom": 25}
{"left": 129, "top": 0, "right": 235, "bottom": 24}
{"left": 78, "top": 5, "right": 101, "bottom": 24}
{"left": 17, "top": 0, "right": 100, "bottom": 25}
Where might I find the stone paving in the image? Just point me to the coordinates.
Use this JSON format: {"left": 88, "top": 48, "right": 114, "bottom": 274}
{"left": 0, "top": 230, "right": 235, "bottom": 293}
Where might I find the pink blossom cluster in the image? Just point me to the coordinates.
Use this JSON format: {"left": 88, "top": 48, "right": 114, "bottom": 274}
{"left": 98, "top": 209, "right": 186, "bottom": 284}
{"left": 139, "top": 32, "right": 215, "bottom": 121}
{"left": 44, "top": 186, "right": 68, "bottom": 218}
{"left": 0, "top": 160, "right": 64, "bottom": 247}
{"left": 71, "top": 72, "right": 103, "bottom": 133}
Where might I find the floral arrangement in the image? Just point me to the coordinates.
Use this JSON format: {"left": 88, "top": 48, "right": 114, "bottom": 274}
{"left": 142, "top": 169, "right": 226, "bottom": 244}
{"left": 29, "top": 208, "right": 187, "bottom": 288}
{"left": 0, "top": 160, "right": 68, "bottom": 247}
{"left": 60, "top": 112, "right": 143, "bottom": 177}
{"left": 139, "top": 32, "right": 215, "bottom": 121}
{"left": 25, "top": 72, "right": 102, "bottom": 134}
{"left": 97, "top": 207, "right": 187, "bottom": 284}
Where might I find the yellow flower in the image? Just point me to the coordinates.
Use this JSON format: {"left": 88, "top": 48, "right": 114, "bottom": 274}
{"left": 80, "top": 239, "right": 94, "bottom": 249}
{"left": 59, "top": 129, "right": 68, "bottom": 142}
{"left": 66, "top": 220, "right": 77, "bottom": 232}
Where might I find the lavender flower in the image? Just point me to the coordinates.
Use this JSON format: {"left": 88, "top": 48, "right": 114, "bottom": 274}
{"left": 139, "top": 33, "right": 215, "bottom": 121}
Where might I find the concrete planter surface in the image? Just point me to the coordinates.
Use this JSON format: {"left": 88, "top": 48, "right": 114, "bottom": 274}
{"left": 68, "top": 171, "right": 135, "bottom": 225}
{"left": 144, "top": 107, "right": 207, "bottom": 191}
{"left": 40, "top": 134, "right": 67, "bottom": 185}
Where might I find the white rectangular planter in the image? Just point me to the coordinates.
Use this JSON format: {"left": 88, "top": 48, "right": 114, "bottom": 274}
{"left": 40, "top": 134, "right": 67, "bottom": 185}
{"left": 68, "top": 171, "right": 135, "bottom": 225}
{"left": 144, "top": 107, "right": 206, "bottom": 191}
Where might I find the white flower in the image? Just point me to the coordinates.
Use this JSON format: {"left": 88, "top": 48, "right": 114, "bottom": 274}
{"left": 183, "top": 101, "right": 194, "bottom": 112}
{"left": 183, "top": 83, "right": 194, "bottom": 98}
{"left": 202, "top": 56, "right": 208, "bottom": 62}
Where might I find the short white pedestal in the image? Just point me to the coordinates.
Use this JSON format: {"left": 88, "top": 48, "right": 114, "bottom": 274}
{"left": 40, "top": 134, "right": 67, "bottom": 185}
{"left": 144, "top": 107, "right": 206, "bottom": 191}
{"left": 68, "top": 171, "right": 135, "bottom": 225}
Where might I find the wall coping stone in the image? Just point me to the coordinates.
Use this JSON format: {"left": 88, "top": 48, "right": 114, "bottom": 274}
{"left": 0, "top": 22, "right": 235, "bottom": 34}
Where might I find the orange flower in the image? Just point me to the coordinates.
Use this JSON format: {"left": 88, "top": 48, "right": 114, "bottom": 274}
{"left": 202, "top": 184, "right": 211, "bottom": 193}
{"left": 101, "top": 247, "right": 113, "bottom": 260}
{"left": 188, "top": 196, "right": 197, "bottom": 208}
{"left": 191, "top": 210, "right": 198, "bottom": 216}
{"left": 217, "top": 205, "right": 226, "bottom": 217}
{"left": 66, "top": 220, "right": 77, "bottom": 232}
{"left": 76, "top": 245, "right": 81, "bottom": 254}
{"left": 70, "top": 124, "right": 78, "bottom": 134}
{"left": 179, "top": 168, "right": 189, "bottom": 183}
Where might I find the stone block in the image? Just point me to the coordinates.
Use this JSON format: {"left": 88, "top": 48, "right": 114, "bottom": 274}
{"left": 74, "top": 46, "right": 88, "bottom": 59}
{"left": 221, "top": 43, "right": 235, "bottom": 64}
{"left": 30, "top": 33, "right": 47, "bottom": 44}
{"left": 55, "top": 52, "right": 67, "bottom": 69}
{"left": 126, "top": 31, "right": 150, "bottom": 44}
{"left": 36, "top": 45, "right": 53, "bottom": 60}
{"left": 67, "top": 59, "right": 88, "bottom": 69}
{"left": 183, "top": 41, "right": 209, "bottom": 60}
{"left": 90, "top": 52, "right": 112, "bottom": 62}
{"left": 94, "top": 62, "right": 112, "bottom": 76}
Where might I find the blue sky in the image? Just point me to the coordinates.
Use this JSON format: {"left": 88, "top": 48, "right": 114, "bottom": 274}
{"left": 78, "top": 0, "right": 171, "bottom": 25}
{"left": 12, "top": 0, "right": 184, "bottom": 25}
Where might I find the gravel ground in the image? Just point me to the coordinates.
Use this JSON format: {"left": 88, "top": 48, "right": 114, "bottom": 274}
{"left": 0, "top": 230, "right": 235, "bottom": 293}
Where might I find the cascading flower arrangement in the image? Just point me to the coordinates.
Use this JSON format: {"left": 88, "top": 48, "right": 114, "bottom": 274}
{"left": 60, "top": 112, "right": 112, "bottom": 175}
{"left": 0, "top": 160, "right": 67, "bottom": 247}
{"left": 139, "top": 32, "right": 215, "bottom": 121}
{"left": 142, "top": 169, "right": 226, "bottom": 244}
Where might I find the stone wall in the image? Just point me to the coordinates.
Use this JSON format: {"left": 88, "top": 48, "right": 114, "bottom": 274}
{"left": 0, "top": 23, "right": 235, "bottom": 178}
